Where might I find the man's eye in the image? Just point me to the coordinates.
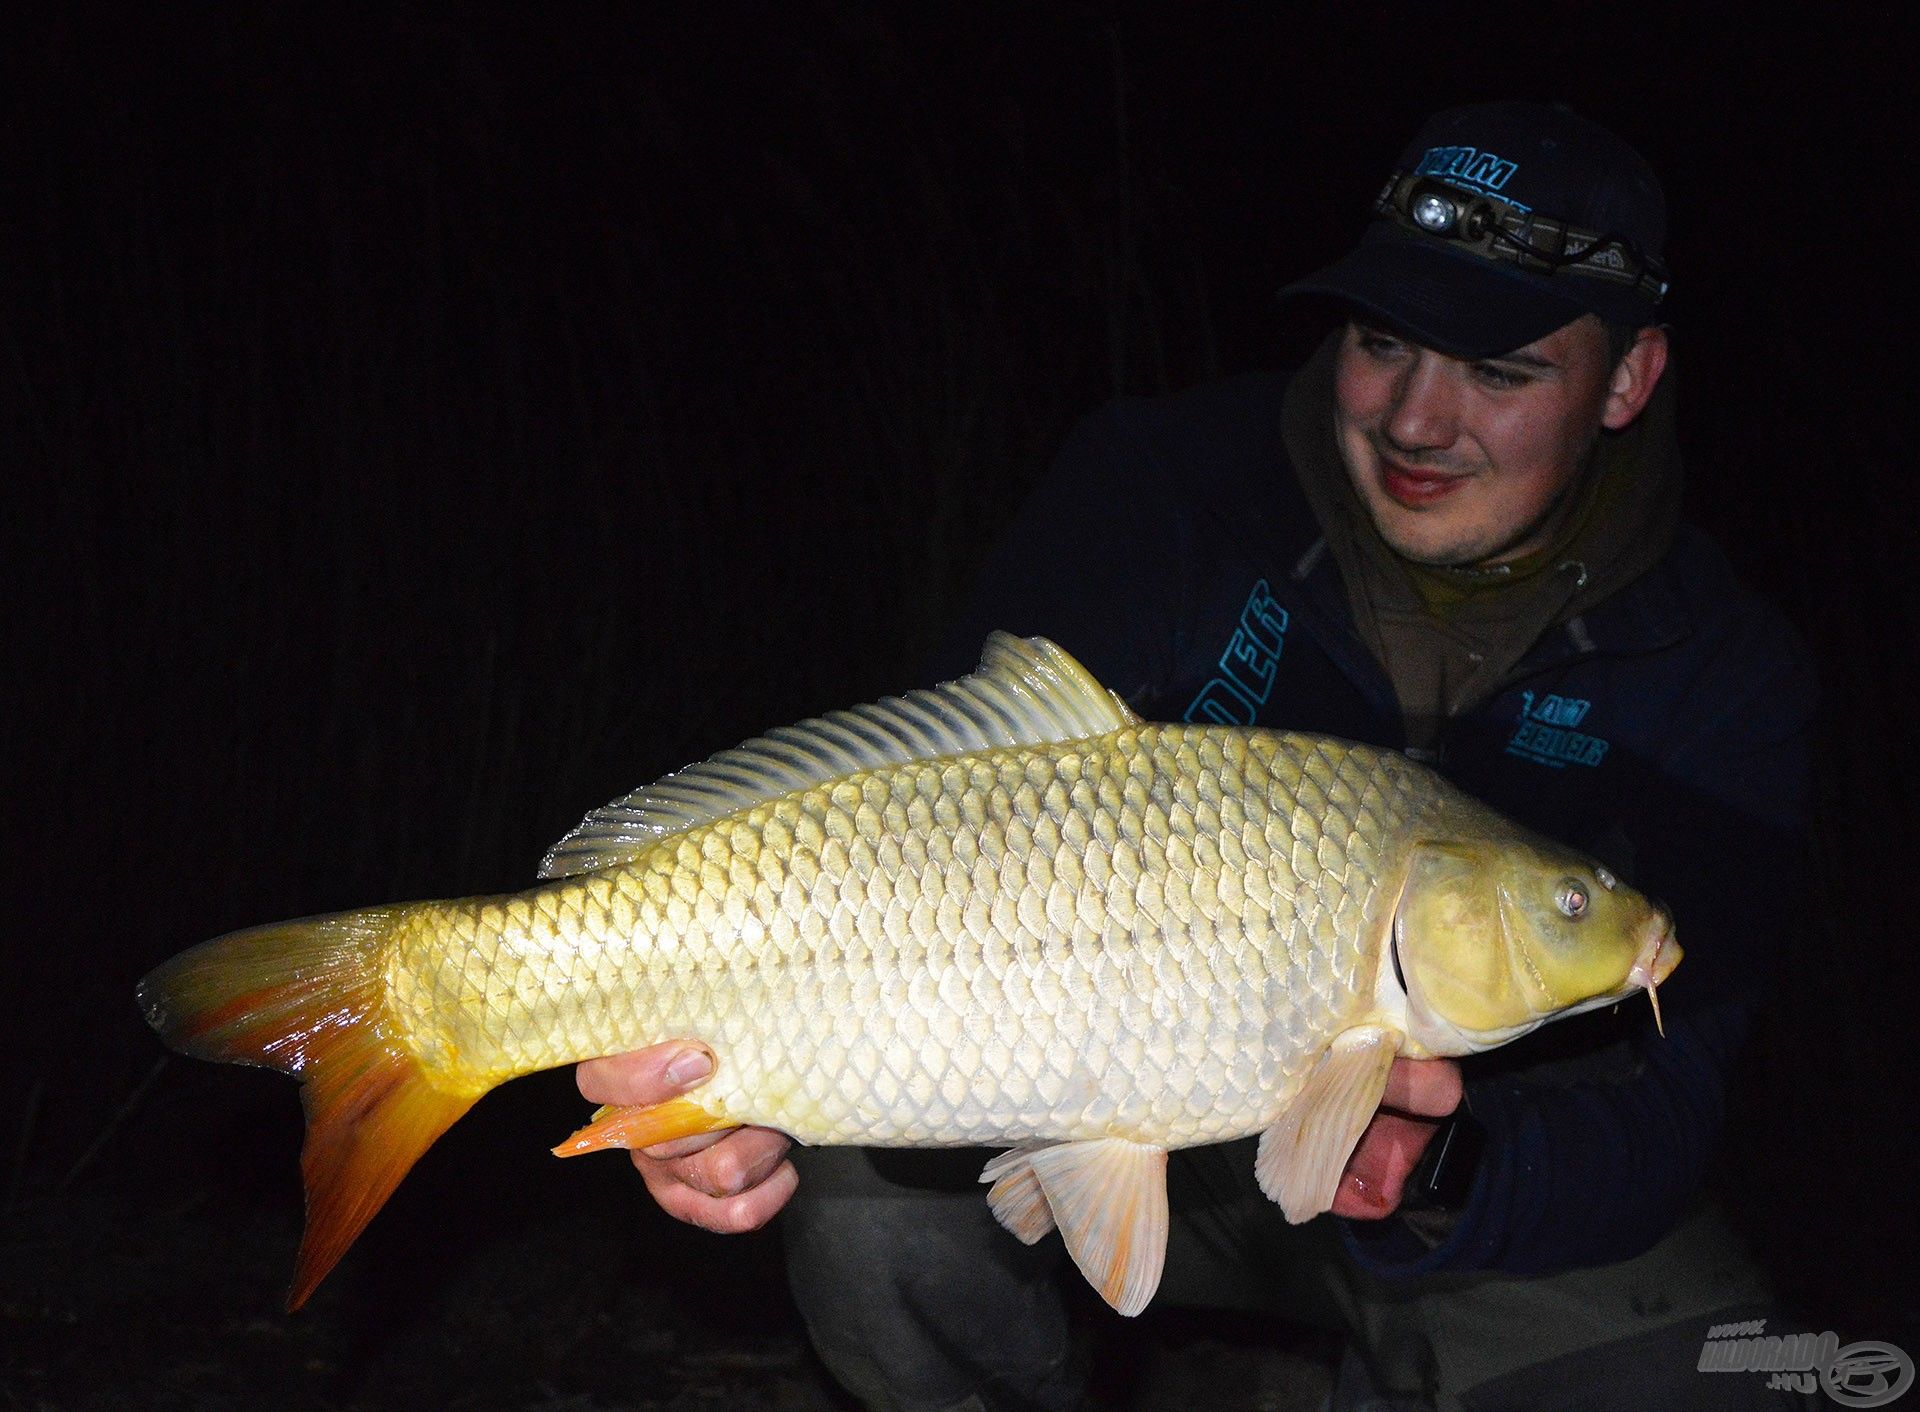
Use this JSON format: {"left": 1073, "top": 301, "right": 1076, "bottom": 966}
{"left": 1356, "top": 330, "right": 1403, "bottom": 357}
{"left": 1473, "top": 363, "right": 1530, "bottom": 390}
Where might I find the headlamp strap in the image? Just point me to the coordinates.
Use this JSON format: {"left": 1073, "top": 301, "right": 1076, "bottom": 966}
{"left": 1373, "top": 172, "right": 1670, "bottom": 306}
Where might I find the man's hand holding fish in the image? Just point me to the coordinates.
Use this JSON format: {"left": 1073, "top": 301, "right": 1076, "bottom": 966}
{"left": 576, "top": 1042, "right": 797, "bottom": 1233}
{"left": 587, "top": 1043, "right": 1465, "bottom": 1230}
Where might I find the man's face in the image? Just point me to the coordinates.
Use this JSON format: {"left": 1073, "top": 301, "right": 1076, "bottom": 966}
{"left": 1331, "top": 314, "right": 1641, "bottom": 568}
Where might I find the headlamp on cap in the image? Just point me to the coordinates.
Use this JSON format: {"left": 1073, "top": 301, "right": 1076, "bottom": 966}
{"left": 1410, "top": 187, "right": 1494, "bottom": 241}
{"left": 1377, "top": 173, "right": 1670, "bottom": 306}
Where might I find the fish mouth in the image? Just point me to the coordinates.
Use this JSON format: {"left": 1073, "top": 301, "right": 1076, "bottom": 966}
{"left": 1627, "top": 915, "right": 1681, "bottom": 1036}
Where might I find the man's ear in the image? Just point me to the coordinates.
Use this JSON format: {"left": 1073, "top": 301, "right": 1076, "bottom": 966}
{"left": 1601, "top": 326, "right": 1670, "bottom": 432}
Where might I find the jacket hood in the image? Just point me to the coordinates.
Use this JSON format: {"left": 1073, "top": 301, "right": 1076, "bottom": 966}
{"left": 1282, "top": 330, "right": 1684, "bottom": 750}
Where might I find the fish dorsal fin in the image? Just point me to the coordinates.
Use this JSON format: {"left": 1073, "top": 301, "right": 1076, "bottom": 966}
{"left": 538, "top": 632, "right": 1139, "bottom": 879}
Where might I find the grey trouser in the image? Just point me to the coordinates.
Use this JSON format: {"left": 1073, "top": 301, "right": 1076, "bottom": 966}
{"left": 780, "top": 1141, "right": 1815, "bottom": 1412}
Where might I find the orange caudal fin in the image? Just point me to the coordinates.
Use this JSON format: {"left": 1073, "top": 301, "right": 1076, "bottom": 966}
{"left": 284, "top": 1009, "right": 476, "bottom": 1309}
{"left": 137, "top": 907, "right": 478, "bottom": 1310}
{"left": 552, "top": 1097, "right": 737, "bottom": 1157}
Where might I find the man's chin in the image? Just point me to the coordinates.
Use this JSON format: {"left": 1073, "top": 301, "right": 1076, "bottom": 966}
{"left": 1374, "top": 521, "right": 1494, "bottom": 569}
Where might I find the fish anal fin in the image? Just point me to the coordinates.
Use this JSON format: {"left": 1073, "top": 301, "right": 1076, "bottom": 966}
{"left": 551, "top": 1097, "right": 738, "bottom": 1157}
{"left": 1256, "top": 1025, "right": 1399, "bottom": 1223}
{"left": 980, "top": 1145, "right": 1058, "bottom": 1244}
{"left": 1026, "top": 1138, "right": 1168, "bottom": 1317}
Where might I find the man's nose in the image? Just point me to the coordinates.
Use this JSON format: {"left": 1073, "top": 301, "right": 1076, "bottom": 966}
{"left": 1383, "top": 357, "right": 1460, "bottom": 452}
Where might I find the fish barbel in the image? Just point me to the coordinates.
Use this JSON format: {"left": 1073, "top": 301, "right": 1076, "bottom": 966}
{"left": 138, "top": 633, "right": 1678, "bottom": 1315}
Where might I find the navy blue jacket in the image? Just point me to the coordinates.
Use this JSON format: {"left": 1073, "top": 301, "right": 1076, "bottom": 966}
{"left": 935, "top": 368, "right": 1817, "bottom": 1279}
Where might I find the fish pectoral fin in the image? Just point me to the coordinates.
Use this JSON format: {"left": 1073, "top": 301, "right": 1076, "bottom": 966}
{"left": 551, "top": 1097, "right": 738, "bottom": 1157}
{"left": 1256, "top": 1025, "right": 1400, "bottom": 1223}
{"left": 1024, "top": 1138, "right": 1169, "bottom": 1318}
{"left": 980, "top": 1144, "right": 1059, "bottom": 1244}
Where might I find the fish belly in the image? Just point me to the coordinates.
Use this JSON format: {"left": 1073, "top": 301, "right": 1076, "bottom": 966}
{"left": 386, "top": 726, "right": 1422, "bottom": 1148}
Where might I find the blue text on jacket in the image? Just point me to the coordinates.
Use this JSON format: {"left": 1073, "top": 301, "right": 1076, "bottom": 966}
{"left": 1505, "top": 690, "right": 1610, "bottom": 768}
{"left": 1184, "top": 579, "right": 1289, "bottom": 725}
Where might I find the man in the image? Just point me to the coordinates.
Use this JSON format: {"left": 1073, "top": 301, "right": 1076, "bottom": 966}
{"left": 579, "top": 102, "right": 1816, "bottom": 1409}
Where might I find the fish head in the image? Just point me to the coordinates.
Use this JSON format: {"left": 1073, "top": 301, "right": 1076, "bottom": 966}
{"left": 1391, "top": 834, "right": 1680, "bottom": 1054}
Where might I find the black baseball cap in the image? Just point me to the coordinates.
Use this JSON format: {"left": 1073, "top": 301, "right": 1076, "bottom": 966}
{"left": 1281, "top": 102, "right": 1669, "bottom": 358}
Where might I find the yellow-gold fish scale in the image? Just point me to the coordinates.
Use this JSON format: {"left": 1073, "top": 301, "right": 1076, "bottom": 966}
{"left": 385, "top": 725, "right": 1440, "bottom": 1149}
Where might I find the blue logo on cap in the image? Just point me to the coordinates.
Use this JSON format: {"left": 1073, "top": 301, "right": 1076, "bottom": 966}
{"left": 1415, "top": 145, "right": 1520, "bottom": 199}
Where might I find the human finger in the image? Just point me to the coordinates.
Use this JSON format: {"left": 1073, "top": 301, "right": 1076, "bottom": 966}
{"left": 575, "top": 1041, "right": 715, "bottom": 1107}
{"left": 642, "top": 1125, "right": 793, "bottom": 1200}
{"left": 1331, "top": 1110, "right": 1441, "bottom": 1219}
{"left": 1378, "top": 1056, "right": 1462, "bottom": 1120}
{"left": 639, "top": 1151, "right": 800, "bottom": 1233}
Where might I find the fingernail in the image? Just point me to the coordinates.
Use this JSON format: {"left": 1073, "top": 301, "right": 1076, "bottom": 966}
{"left": 666, "top": 1047, "right": 713, "bottom": 1086}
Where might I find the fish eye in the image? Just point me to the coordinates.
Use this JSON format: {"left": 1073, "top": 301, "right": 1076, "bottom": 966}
{"left": 1555, "top": 880, "right": 1590, "bottom": 919}
{"left": 1594, "top": 866, "right": 1617, "bottom": 892}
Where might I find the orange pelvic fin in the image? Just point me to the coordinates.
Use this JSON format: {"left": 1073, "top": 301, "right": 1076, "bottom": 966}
{"left": 552, "top": 1097, "right": 737, "bottom": 1157}
{"left": 137, "top": 907, "right": 479, "bottom": 1310}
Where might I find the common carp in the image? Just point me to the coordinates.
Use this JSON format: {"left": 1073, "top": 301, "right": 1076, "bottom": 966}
{"left": 138, "top": 633, "right": 1677, "bottom": 1315}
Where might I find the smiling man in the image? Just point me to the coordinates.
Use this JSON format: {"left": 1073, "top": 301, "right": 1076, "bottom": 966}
{"left": 584, "top": 103, "right": 1817, "bottom": 1410}
{"left": 1334, "top": 317, "right": 1666, "bottom": 568}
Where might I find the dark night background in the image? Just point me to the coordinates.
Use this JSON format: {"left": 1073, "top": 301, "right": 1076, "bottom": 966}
{"left": 4, "top": 5, "right": 1916, "bottom": 1408}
